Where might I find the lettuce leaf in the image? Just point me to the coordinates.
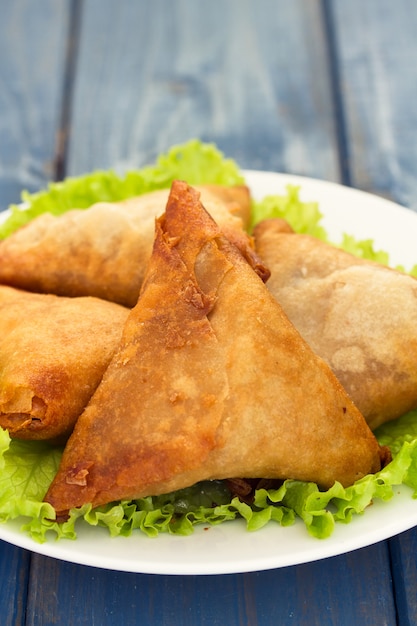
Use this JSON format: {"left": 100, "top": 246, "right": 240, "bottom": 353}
{"left": 250, "top": 186, "right": 328, "bottom": 240}
{"left": 1, "top": 141, "right": 417, "bottom": 543}
{"left": 3, "top": 413, "right": 417, "bottom": 543}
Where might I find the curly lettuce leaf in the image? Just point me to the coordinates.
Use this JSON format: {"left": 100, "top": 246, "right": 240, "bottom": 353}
{"left": 338, "top": 233, "right": 391, "bottom": 265}
{"left": 251, "top": 185, "right": 328, "bottom": 240}
{"left": 2, "top": 412, "right": 417, "bottom": 543}
{"left": 0, "top": 430, "right": 68, "bottom": 540}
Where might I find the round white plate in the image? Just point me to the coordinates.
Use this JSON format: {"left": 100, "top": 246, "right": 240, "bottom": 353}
{"left": 0, "top": 171, "right": 416, "bottom": 575}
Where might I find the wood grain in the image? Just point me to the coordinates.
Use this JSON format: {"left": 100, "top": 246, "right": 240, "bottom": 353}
{"left": 389, "top": 528, "right": 417, "bottom": 626}
{"left": 331, "top": 0, "right": 417, "bottom": 210}
{"left": 66, "top": 0, "right": 340, "bottom": 180}
{"left": 26, "top": 543, "right": 395, "bottom": 626}
{"left": 0, "top": 0, "right": 70, "bottom": 211}
{"left": 0, "top": 543, "right": 31, "bottom": 626}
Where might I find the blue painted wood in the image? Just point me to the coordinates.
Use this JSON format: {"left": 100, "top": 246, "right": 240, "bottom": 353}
{"left": 388, "top": 528, "right": 417, "bottom": 626}
{"left": 0, "top": 542, "right": 30, "bottom": 626}
{"left": 66, "top": 0, "right": 340, "bottom": 181}
{"left": 0, "top": 0, "right": 70, "bottom": 212}
{"left": 330, "top": 0, "right": 417, "bottom": 211}
{"left": 26, "top": 543, "right": 395, "bottom": 626}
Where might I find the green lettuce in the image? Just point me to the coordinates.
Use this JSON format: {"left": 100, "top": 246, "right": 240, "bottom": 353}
{"left": 251, "top": 186, "right": 328, "bottom": 240}
{"left": 1, "top": 140, "right": 417, "bottom": 543}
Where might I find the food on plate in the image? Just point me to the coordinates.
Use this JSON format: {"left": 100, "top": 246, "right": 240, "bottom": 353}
{"left": 0, "top": 285, "right": 129, "bottom": 441}
{"left": 44, "top": 181, "right": 385, "bottom": 518}
{"left": 0, "top": 141, "right": 416, "bottom": 544}
{"left": 253, "top": 218, "right": 417, "bottom": 430}
{"left": 0, "top": 185, "right": 257, "bottom": 308}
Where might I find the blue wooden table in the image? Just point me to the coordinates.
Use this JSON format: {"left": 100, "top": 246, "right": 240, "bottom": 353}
{"left": 1, "top": 1, "right": 417, "bottom": 624}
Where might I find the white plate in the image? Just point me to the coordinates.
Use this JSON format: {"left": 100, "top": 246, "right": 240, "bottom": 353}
{"left": 0, "top": 171, "right": 417, "bottom": 575}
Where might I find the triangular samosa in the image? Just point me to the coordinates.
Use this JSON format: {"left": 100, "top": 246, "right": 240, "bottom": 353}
{"left": 0, "top": 185, "right": 263, "bottom": 308}
{"left": 0, "top": 286, "right": 129, "bottom": 441}
{"left": 45, "top": 181, "right": 384, "bottom": 517}
{"left": 253, "top": 218, "right": 417, "bottom": 430}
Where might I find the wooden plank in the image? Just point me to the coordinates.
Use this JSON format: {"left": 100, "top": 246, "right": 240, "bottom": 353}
{"left": 0, "top": 0, "right": 70, "bottom": 211}
{"left": 26, "top": 542, "right": 395, "bottom": 625}
{"left": 329, "top": 0, "right": 417, "bottom": 209}
{"left": 66, "top": 0, "right": 340, "bottom": 180}
{"left": 389, "top": 528, "right": 417, "bottom": 626}
{"left": 0, "top": 543, "right": 31, "bottom": 626}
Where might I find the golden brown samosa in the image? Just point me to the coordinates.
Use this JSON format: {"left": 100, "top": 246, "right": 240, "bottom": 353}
{"left": 44, "top": 181, "right": 384, "bottom": 517}
{"left": 0, "top": 286, "right": 129, "bottom": 441}
{"left": 0, "top": 185, "right": 256, "bottom": 308}
{"left": 253, "top": 218, "right": 417, "bottom": 430}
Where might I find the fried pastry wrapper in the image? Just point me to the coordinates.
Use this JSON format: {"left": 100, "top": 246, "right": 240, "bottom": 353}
{"left": 202, "top": 184, "right": 252, "bottom": 225}
{"left": 253, "top": 218, "right": 417, "bottom": 430}
{"left": 44, "top": 181, "right": 384, "bottom": 518}
{"left": 0, "top": 286, "right": 129, "bottom": 441}
{"left": 0, "top": 185, "right": 263, "bottom": 308}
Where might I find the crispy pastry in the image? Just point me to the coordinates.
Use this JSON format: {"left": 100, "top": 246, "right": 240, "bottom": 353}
{"left": 253, "top": 218, "right": 417, "bottom": 430}
{"left": 44, "top": 181, "right": 383, "bottom": 517}
{"left": 0, "top": 185, "right": 257, "bottom": 308}
{"left": 0, "top": 286, "right": 129, "bottom": 441}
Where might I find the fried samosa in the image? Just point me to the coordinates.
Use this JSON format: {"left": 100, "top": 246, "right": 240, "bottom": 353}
{"left": 0, "top": 185, "right": 256, "bottom": 308}
{"left": 253, "top": 218, "right": 417, "bottom": 430}
{"left": 0, "top": 286, "right": 129, "bottom": 441}
{"left": 44, "top": 181, "right": 384, "bottom": 518}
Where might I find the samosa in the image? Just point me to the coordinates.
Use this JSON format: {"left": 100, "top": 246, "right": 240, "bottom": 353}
{"left": 0, "top": 286, "right": 129, "bottom": 441}
{"left": 253, "top": 218, "right": 417, "bottom": 430}
{"left": 44, "top": 181, "right": 384, "bottom": 517}
{"left": 0, "top": 185, "right": 263, "bottom": 308}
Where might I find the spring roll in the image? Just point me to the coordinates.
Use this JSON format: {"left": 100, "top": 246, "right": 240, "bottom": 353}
{"left": 0, "top": 286, "right": 129, "bottom": 441}
{"left": 253, "top": 218, "right": 417, "bottom": 430}
{"left": 0, "top": 185, "right": 259, "bottom": 308}
{"left": 45, "top": 181, "right": 384, "bottom": 518}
